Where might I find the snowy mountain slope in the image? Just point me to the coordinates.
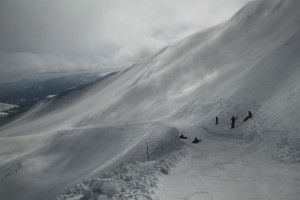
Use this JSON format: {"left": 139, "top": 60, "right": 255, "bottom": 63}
{"left": 1, "top": 0, "right": 300, "bottom": 199}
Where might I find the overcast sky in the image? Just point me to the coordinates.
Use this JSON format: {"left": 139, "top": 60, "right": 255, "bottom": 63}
{"left": 0, "top": 0, "right": 250, "bottom": 83}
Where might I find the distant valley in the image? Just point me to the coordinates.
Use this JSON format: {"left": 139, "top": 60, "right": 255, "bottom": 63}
{"left": 0, "top": 70, "right": 117, "bottom": 119}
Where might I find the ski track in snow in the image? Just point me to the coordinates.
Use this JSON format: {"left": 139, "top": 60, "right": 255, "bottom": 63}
{"left": 154, "top": 126, "right": 300, "bottom": 200}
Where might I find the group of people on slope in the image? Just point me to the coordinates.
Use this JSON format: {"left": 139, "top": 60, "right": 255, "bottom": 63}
{"left": 216, "top": 110, "right": 252, "bottom": 129}
{"left": 179, "top": 110, "right": 253, "bottom": 144}
{"left": 179, "top": 134, "right": 201, "bottom": 143}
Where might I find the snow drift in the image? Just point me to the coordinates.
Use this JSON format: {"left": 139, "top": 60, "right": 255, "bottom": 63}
{"left": 1, "top": 0, "right": 300, "bottom": 199}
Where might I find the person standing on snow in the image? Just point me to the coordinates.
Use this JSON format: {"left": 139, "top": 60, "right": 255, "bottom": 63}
{"left": 231, "top": 116, "right": 238, "bottom": 129}
{"left": 215, "top": 116, "right": 219, "bottom": 125}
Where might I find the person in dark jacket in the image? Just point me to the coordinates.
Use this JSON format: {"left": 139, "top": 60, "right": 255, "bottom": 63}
{"left": 192, "top": 137, "right": 201, "bottom": 143}
{"left": 215, "top": 116, "right": 219, "bottom": 125}
{"left": 179, "top": 133, "right": 187, "bottom": 139}
{"left": 244, "top": 111, "right": 253, "bottom": 122}
{"left": 231, "top": 116, "right": 238, "bottom": 129}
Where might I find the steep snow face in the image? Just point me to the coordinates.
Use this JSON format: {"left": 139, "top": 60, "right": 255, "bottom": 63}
{"left": 1, "top": 0, "right": 300, "bottom": 199}
{"left": 3, "top": 0, "right": 300, "bottom": 132}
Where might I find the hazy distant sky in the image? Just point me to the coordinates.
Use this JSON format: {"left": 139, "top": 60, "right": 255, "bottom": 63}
{"left": 0, "top": 0, "right": 250, "bottom": 83}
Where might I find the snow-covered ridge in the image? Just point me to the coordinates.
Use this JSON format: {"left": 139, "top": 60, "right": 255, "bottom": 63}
{"left": 1, "top": 0, "right": 300, "bottom": 199}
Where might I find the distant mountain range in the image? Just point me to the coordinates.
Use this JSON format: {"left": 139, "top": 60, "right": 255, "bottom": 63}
{"left": 0, "top": 70, "right": 117, "bottom": 117}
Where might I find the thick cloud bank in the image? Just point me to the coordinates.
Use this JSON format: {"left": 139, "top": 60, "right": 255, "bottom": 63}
{"left": 0, "top": 0, "right": 250, "bottom": 83}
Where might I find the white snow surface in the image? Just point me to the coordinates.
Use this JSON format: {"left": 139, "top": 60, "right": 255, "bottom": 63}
{"left": 1, "top": 0, "right": 300, "bottom": 199}
{"left": 0, "top": 103, "right": 18, "bottom": 116}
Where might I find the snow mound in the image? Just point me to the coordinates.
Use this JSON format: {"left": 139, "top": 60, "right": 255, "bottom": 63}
{"left": 56, "top": 152, "right": 183, "bottom": 200}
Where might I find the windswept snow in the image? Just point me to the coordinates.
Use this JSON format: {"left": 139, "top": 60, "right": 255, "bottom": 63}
{"left": 1, "top": 0, "right": 300, "bottom": 199}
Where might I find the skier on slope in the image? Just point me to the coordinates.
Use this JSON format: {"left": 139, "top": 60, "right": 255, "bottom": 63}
{"left": 231, "top": 116, "right": 238, "bottom": 129}
{"left": 192, "top": 137, "right": 201, "bottom": 143}
{"left": 243, "top": 110, "right": 253, "bottom": 122}
{"left": 179, "top": 133, "right": 187, "bottom": 139}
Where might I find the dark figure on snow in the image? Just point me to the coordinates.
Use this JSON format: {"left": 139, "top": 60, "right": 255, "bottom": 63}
{"left": 192, "top": 137, "right": 201, "bottom": 143}
{"left": 179, "top": 134, "right": 187, "bottom": 139}
{"left": 215, "top": 116, "right": 219, "bottom": 125}
{"left": 244, "top": 111, "right": 253, "bottom": 122}
{"left": 231, "top": 116, "right": 238, "bottom": 129}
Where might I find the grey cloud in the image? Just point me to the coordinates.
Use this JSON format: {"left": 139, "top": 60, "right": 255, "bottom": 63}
{"left": 0, "top": 0, "right": 251, "bottom": 83}
{"left": 0, "top": 52, "right": 109, "bottom": 83}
